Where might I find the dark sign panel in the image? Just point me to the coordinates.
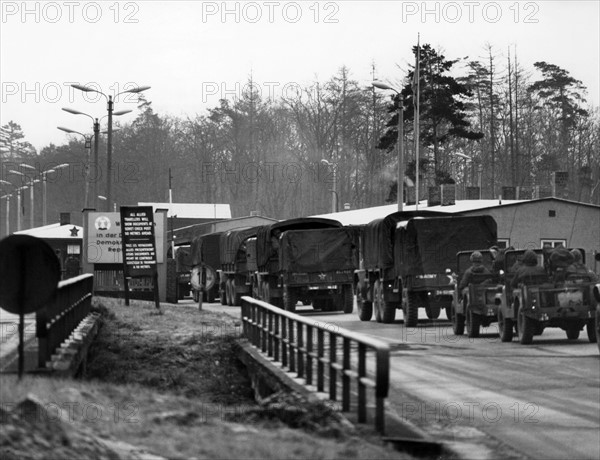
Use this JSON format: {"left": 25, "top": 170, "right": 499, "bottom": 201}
{"left": 120, "top": 206, "right": 157, "bottom": 277}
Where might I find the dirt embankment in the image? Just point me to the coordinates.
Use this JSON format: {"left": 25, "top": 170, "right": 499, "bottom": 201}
{"left": 1, "top": 298, "right": 408, "bottom": 460}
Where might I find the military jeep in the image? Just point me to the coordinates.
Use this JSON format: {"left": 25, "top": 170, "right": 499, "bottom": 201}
{"left": 451, "top": 250, "right": 503, "bottom": 338}
{"left": 498, "top": 248, "right": 598, "bottom": 345}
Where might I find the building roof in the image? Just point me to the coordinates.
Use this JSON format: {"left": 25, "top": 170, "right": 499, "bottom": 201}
{"left": 15, "top": 223, "right": 83, "bottom": 239}
{"left": 138, "top": 202, "right": 232, "bottom": 219}
{"left": 311, "top": 197, "right": 598, "bottom": 226}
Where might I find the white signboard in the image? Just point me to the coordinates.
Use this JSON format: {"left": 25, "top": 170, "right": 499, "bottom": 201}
{"left": 87, "top": 212, "right": 164, "bottom": 264}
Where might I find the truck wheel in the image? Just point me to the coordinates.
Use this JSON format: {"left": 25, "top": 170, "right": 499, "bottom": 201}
{"left": 498, "top": 309, "right": 513, "bottom": 342}
{"left": 357, "top": 290, "right": 373, "bottom": 321}
{"left": 451, "top": 302, "right": 465, "bottom": 335}
{"left": 342, "top": 285, "right": 354, "bottom": 314}
{"left": 566, "top": 325, "right": 580, "bottom": 340}
{"left": 231, "top": 279, "right": 242, "bottom": 306}
{"left": 466, "top": 307, "right": 481, "bottom": 338}
{"left": 517, "top": 305, "right": 534, "bottom": 344}
{"left": 373, "top": 280, "right": 383, "bottom": 323}
{"left": 283, "top": 286, "right": 296, "bottom": 313}
{"left": 425, "top": 303, "right": 441, "bottom": 320}
{"left": 585, "top": 318, "right": 597, "bottom": 343}
{"left": 405, "top": 291, "right": 419, "bottom": 328}
{"left": 220, "top": 284, "right": 227, "bottom": 306}
{"left": 381, "top": 301, "right": 396, "bottom": 323}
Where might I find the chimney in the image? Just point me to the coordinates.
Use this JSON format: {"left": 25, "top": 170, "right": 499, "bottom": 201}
{"left": 59, "top": 212, "right": 70, "bottom": 226}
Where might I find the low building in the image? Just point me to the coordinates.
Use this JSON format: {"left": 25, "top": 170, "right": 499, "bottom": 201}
{"left": 138, "top": 202, "right": 231, "bottom": 231}
{"left": 15, "top": 215, "right": 83, "bottom": 279}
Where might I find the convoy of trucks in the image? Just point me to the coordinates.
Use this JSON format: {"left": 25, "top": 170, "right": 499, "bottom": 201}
{"left": 181, "top": 211, "right": 598, "bottom": 350}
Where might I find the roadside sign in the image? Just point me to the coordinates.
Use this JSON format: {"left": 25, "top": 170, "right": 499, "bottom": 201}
{"left": 119, "top": 206, "right": 160, "bottom": 310}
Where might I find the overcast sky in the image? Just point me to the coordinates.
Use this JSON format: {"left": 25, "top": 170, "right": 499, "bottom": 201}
{"left": 1, "top": 1, "right": 599, "bottom": 152}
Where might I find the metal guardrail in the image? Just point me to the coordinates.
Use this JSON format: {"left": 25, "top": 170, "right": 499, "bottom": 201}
{"left": 241, "top": 296, "right": 390, "bottom": 433}
{"left": 36, "top": 274, "right": 94, "bottom": 368}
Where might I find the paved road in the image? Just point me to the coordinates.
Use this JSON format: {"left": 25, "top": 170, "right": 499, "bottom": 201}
{"left": 183, "top": 298, "right": 600, "bottom": 460}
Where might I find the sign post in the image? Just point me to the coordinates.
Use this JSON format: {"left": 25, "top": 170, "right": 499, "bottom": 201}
{"left": 119, "top": 206, "right": 161, "bottom": 311}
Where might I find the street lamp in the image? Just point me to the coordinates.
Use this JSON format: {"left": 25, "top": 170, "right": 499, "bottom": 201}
{"left": 71, "top": 84, "right": 150, "bottom": 211}
{"left": 58, "top": 125, "right": 96, "bottom": 209}
{"left": 18, "top": 163, "right": 39, "bottom": 228}
{"left": 8, "top": 170, "right": 39, "bottom": 229}
{"left": 61, "top": 107, "right": 131, "bottom": 211}
{"left": 320, "top": 159, "right": 338, "bottom": 213}
{"left": 6, "top": 184, "right": 28, "bottom": 232}
{"left": 372, "top": 81, "right": 405, "bottom": 211}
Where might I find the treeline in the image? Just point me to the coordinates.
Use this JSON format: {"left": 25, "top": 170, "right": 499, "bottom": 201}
{"left": 2, "top": 44, "right": 599, "bottom": 225}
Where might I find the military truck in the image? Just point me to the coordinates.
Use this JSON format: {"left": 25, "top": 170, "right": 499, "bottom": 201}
{"left": 355, "top": 213, "right": 497, "bottom": 326}
{"left": 451, "top": 249, "right": 502, "bottom": 337}
{"left": 189, "top": 232, "right": 222, "bottom": 305}
{"left": 174, "top": 246, "right": 193, "bottom": 300}
{"left": 219, "top": 227, "right": 260, "bottom": 306}
{"left": 498, "top": 248, "right": 598, "bottom": 344}
{"left": 253, "top": 217, "right": 357, "bottom": 312}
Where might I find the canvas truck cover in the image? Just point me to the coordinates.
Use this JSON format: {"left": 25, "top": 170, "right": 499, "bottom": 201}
{"left": 190, "top": 232, "right": 222, "bottom": 268}
{"left": 256, "top": 217, "right": 342, "bottom": 268}
{"left": 362, "top": 211, "right": 449, "bottom": 270}
{"left": 279, "top": 227, "right": 359, "bottom": 273}
{"left": 394, "top": 215, "right": 497, "bottom": 276}
{"left": 219, "top": 227, "right": 260, "bottom": 266}
{"left": 175, "top": 246, "right": 192, "bottom": 272}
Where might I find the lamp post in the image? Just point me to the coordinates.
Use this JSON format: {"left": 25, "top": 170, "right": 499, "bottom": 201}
{"left": 58, "top": 125, "right": 96, "bottom": 208}
{"left": 320, "top": 159, "right": 338, "bottom": 213}
{"left": 19, "top": 163, "right": 38, "bottom": 228}
{"left": 71, "top": 84, "right": 150, "bottom": 211}
{"left": 8, "top": 170, "right": 38, "bottom": 229}
{"left": 373, "top": 81, "right": 404, "bottom": 211}
{"left": 61, "top": 108, "right": 130, "bottom": 210}
{"left": 41, "top": 164, "right": 69, "bottom": 226}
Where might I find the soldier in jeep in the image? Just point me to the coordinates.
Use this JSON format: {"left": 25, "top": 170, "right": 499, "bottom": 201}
{"left": 567, "top": 249, "right": 598, "bottom": 281}
{"left": 459, "top": 251, "right": 491, "bottom": 291}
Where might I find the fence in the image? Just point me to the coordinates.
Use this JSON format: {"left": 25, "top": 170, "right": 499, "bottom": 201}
{"left": 36, "top": 274, "right": 94, "bottom": 368}
{"left": 240, "top": 296, "right": 390, "bottom": 433}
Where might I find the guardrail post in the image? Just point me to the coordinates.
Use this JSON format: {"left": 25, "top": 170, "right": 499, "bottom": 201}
{"left": 329, "top": 333, "right": 337, "bottom": 401}
{"left": 306, "top": 325, "right": 313, "bottom": 386}
{"left": 342, "top": 337, "right": 351, "bottom": 411}
{"left": 317, "top": 328, "right": 324, "bottom": 392}
{"left": 358, "top": 343, "right": 367, "bottom": 423}
{"left": 288, "top": 317, "right": 295, "bottom": 373}
{"left": 274, "top": 313, "right": 280, "bottom": 362}
{"left": 297, "top": 322, "right": 304, "bottom": 378}
{"left": 267, "top": 311, "right": 273, "bottom": 357}
{"left": 281, "top": 316, "right": 288, "bottom": 368}
{"left": 261, "top": 308, "right": 267, "bottom": 353}
{"left": 375, "top": 347, "right": 390, "bottom": 434}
